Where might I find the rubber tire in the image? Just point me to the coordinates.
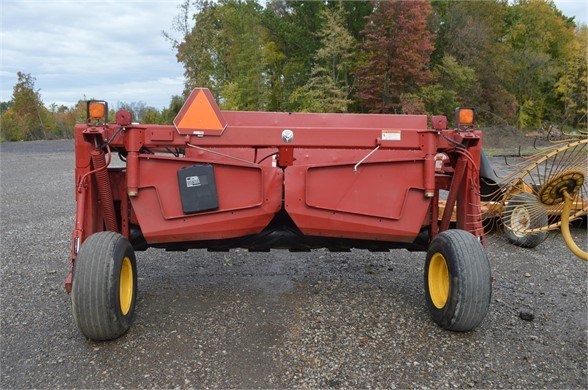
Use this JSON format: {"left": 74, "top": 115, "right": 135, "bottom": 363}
{"left": 71, "top": 232, "right": 137, "bottom": 341}
{"left": 503, "top": 193, "right": 548, "bottom": 248}
{"left": 424, "top": 230, "right": 492, "bottom": 332}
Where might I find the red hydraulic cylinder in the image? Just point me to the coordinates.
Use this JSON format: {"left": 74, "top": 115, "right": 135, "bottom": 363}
{"left": 124, "top": 128, "right": 143, "bottom": 197}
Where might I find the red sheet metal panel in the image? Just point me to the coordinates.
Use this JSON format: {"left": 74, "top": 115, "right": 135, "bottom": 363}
{"left": 130, "top": 155, "right": 282, "bottom": 243}
{"left": 285, "top": 159, "right": 431, "bottom": 243}
{"left": 221, "top": 111, "right": 427, "bottom": 130}
{"left": 305, "top": 162, "right": 426, "bottom": 219}
{"left": 172, "top": 124, "right": 424, "bottom": 149}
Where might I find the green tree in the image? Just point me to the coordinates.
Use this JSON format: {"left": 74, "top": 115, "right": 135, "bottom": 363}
{"left": 116, "top": 101, "right": 159, "bottom": 122}
{"left": 0, "top": 72, "right": 56, "bottom": 141}
{"left": 164, "top": 0, "right": 221, "bottom": 95}
{"left": 431, "top": 0, "right": 516, "bottom": 125}
{"left": 261, "top": 0, "right": 326, "bottom": 111}
{"left": 166, "top": 0, "right": 268, "bottom": 110}
{"left": 161, "top": 95, "right": 185, "bottom": 124}
{"left": 407, "top": 55, "right": 477, "bottom": 119}
{"left": 0, "top": 101, "right": 13, "bottom": 112}
{"left": 50, "top": 100, "right": 85, "bottom": 139}
{"left": 163, "top": 0, "right": 582, "bottom": 128}
{"left": 506, "top": 0, "right": 576, "bottom": 129}
{"left": 328, "top": 0, "right": 373, "bottom": 40}
{"left": 219, "top": 0, "right": 267, "bottom": 110}
{"left": 555, "top": 25, "right": 587, "bottom": 129}
{"left": 167, "top": 1, "right": 368, "bottom": 112}
{"left": 0, "top": 109, "right": 20, "bottom": 141}
{"left": 289, "top": 7, "right": 355, "bottom": 112}
{"left": 141, "top": 108, "right": 163, "bottom": 124}
{"left": 260, "top": 39, "right": 286, "bottom": 111}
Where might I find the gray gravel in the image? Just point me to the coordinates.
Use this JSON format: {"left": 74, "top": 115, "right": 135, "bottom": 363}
{"left": 1, "top": 140, "right": 586, "bottom": 389}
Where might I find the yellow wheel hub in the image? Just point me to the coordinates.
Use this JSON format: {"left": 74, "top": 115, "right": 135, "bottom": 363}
{"left": 537, "top": 170, "right": 584, "bottom": 206}
{"left": 429, "top": 253, "right": 450, "bottom": 309}
{"left": 119, "top": 257, "right": 133, "bottom": 315}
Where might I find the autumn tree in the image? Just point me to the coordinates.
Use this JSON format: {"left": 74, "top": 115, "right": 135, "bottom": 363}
{"left": 139, "top": 95, "right": 185, "bottom": 124}
{"left": 116, "top": 101, "right": 161, "bottom": 122}
{"left": 555, "top": 25, "right": 587, "bottom": 128}
{"left": 162, "top": 0, "right": 584, "bottom": 130}
{"left": 0, "top": 72, "right": 56, "bottom": 141}
{"left": 506, "top": 0, "right": 576, "bottom": 129}
{"left": 355, "top": 0, "right": 435, "bottom": 113}
{"left": 50, "top": 100, "right": 85, "bottom": 138}
{"left": 166, "top": 1, "right": 368, "bottom": 112}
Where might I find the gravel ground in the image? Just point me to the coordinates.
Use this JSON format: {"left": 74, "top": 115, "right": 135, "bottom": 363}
{"left": 1, "top": 140, "right": 586, "bottom": 389}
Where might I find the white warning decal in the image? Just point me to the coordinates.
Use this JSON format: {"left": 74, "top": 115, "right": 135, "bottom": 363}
{"left": 186, "top": 176, "right": 201, "bottom": 187}
{"left": 381, "top": 130, "right": 401, "bottom": 141}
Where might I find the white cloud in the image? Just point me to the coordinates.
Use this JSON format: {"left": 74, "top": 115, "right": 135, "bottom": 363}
{"left": 1, "top": 0, "right": 186, "bottom": 108}
{"left": 45, "top": 76, "right": 185, "bottom": 109}
{"left": 554, "top": 0, "right": 588, "bottom": 25}
{"left": 2, "top": 0, "right": 584, "bottom": 110}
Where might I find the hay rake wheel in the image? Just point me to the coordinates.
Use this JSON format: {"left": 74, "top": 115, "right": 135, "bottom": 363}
{"left": 496, "top": 138, "right": 587, "bottom": 259}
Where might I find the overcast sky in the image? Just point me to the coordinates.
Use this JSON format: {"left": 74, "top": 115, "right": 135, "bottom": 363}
{"left": 1, "top": 0, "right": 186, "bottom": 110}
{"left": 1, "top": 0, "right": 586, "bottom": 110}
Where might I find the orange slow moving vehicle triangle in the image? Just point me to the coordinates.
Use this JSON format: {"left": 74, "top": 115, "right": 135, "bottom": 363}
{"left": 174, "top": 89, "right": 227, "bottom": 134}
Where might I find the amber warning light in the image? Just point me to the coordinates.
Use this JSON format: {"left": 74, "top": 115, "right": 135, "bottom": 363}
{"left": 87, "top": 100, "right": 108, "bottom": 123}
{"left": 456, "top": 107, "right": 475, "bottom": 130}
{"left": 174, "top": 88, "right": 227, "bottom": 136}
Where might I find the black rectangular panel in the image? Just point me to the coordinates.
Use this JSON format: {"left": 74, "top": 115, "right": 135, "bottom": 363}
{"left": 177, "top": 164, "right": 219, "bottom": 214}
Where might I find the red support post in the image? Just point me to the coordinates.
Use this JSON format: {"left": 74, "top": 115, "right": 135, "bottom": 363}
{"left": 440, "top": 157, "right": 467, "bottom": 232}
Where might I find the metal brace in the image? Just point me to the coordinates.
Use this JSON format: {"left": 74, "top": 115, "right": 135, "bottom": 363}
{"left": 354, "top": 145, "right": 380, "bottom": 173}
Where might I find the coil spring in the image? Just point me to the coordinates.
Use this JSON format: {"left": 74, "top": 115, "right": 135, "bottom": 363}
{"left": 91, "top": 149, "right": 118, "bottom": 232}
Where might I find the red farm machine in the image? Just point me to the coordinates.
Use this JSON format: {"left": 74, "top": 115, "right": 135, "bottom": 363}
{"left": 67, "top": 89, "right": 492, "bottom": 340}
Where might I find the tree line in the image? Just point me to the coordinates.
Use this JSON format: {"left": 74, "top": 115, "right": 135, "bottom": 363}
{"left": 1, "top": 0, "right": 586, "bottom": 142}
{"left": 1, "top": 73, "right": 85, "bottom": 141}
{"left": 0, "top": 73, "right": 180, "bottom": 141}
{"left": 164, "top": 0, "right": 586, "bottom": 130}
